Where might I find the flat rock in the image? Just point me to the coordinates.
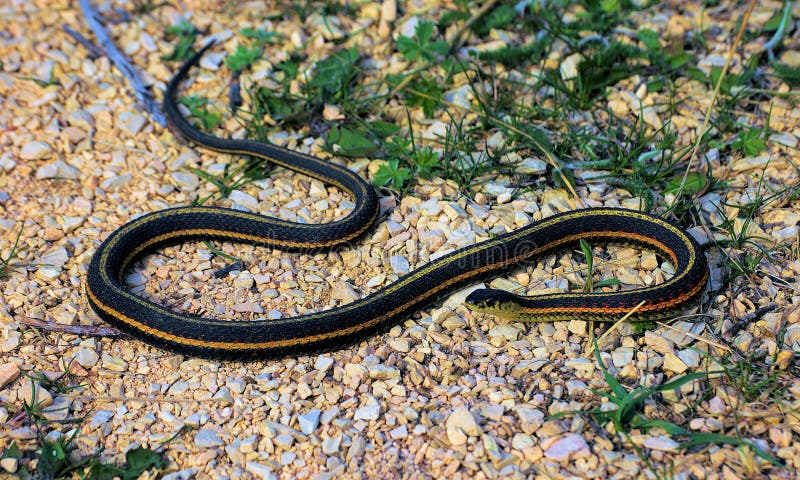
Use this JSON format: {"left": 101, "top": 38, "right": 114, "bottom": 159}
{"left": 331, "top": 281, "right": 359, "bottom": 302}
{"left": 21, "top": 140, "right": 53, "bottom": 160}
{"left": 229, "top": 190, "right": 260, "bottom": 211}
{"left": 663, "top": 353, "right": 688, "bottom": 374}
{"left": 644, "top": 435, "right": 680, "bottom": 452}
{"left": 314, "top": 355, "right": 334, "bottom": 372}
{"left": 20, "top": 380, "right": 52, "bottom": 407}
{"left": 100, "top": 173, "right": 132, "bottom": 192}
{"left": 36, "top": 160, "right": 80, "bottom": 180}
{"left": 171, "top": 172, "right": 200, "bottom": 191}
{"left": 389, "top": 254, "right": 410, "bottom": 275}
{"left": 73, "top": 348, "right": 99, "bottom": 368}
{"left": 0, "top": 363, "right": 20, "bottom": 389}
{"left": 162, "top": 469, "right": 197, "bottom": 480}
{"left": 40, "top": 247, "right": 69, "bottom": 268}
{"left": 117, "top": 111, "right": 147, "bottom": 135}
{"left": 195, "top": 428, "right": 224, "bottom": 448}
{"left": 0, "top": 457, "right": 18, "bottom": 474}
{"left": 445, "top": 406, "right": 482, "bottom": 437}
{"left": 90, "top": 409, "right": 114, "bottom": 428}
{"left": 298, "top": 409, "right": 321, "bottom": 435}
{"left": 354, "top": 403, "right": 380, "bottom": 421}
{"left": 245, "top": 462, "right": 276, "bottom": 480}
{"left": 544, "top": 433, "right": 591, "bottom": 461}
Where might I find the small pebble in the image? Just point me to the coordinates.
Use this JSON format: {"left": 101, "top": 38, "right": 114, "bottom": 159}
{"left": 195, "top": 429, "right": 225, "bottom": 448}
{"left": 298, "top": 409, "right": 321, "bottom": 435}
{"left": 0, "top": 363, "right": 20, "bottom": 388}
{"left": 21, "top": 140, "right": 53, "bottom": 160}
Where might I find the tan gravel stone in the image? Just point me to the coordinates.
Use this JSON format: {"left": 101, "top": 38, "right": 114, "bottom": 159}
{"left": 20, "top": 140, "right": 53, "bottom": 160}
{"left": 0, "top": 363, "right": 20, "bottom": 389}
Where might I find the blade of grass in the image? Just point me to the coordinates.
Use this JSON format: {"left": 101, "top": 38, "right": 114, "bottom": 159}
{"left": 674, "top": 0, "right": 757, "bottom": 200}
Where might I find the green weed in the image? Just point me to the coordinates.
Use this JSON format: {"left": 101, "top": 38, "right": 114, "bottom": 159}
{"left": 0, "top": 368, "right": 167, "bottom": 479}
{"left": 1, "top": 226, "right": 30, "bottom": 281}
{"left": 226, "top": 45, "right": 262, "bottom": 73}
{"left": 396, "top": 21, "right": 448, "bottom": 64}
{"left": 179, "top": 95, "right": 223, "bottom": 131}
{"left": 240, "top": 27, "right": 280, "bottom": 47}
{"left": 577, "top": 239, "right": 621, "bottom": 292}
{"left": 554, "top": 338, "right": 784, "bottom": 477}
{"left": 731, "top": 127, "right": 767, "bottom": 156}
{"left": 162, "top": 19, "right": 197, "bottom": 62}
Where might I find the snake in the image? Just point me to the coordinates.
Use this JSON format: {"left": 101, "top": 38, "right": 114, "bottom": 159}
{"left": 85, "top": 42, "right": 709, "bottom": 360}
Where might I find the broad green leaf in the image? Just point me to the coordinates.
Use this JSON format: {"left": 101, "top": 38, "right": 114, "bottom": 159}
{"left": 328, "top": 126, "right": 378, "bottom": 158}
{"left": 664, "top": 172, "right": 706, "bottom": 196}
{"left": 309, "top": 48, "right": 360, "bottom": 97}
{"left": 123, "top": 447, "right": 167, "bottom": 479}
{"left": 374, "top": 159, "right": 411, "bottom": 188}
{"left": 369, "top": 121, "right": 401, "bottom": 138}
{"left": 637, "top": 28, "right": 660, "bottom": 50}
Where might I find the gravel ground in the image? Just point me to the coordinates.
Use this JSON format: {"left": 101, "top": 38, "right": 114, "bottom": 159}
{"left": 0, "top": 1, "right": 799, "bottom": 479}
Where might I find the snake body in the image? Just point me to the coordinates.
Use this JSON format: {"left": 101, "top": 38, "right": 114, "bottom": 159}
{"left": 85, "top": 43, "right": 708, "bottom": 360}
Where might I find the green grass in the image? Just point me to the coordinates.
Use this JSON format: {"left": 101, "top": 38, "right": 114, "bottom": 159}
{"left": 226, "top": 45, "right": 262, "bottom": 74}
{"left": 157, "top": 2, "right": 800, "bottom": 476}
{"left": 1, "top": 366, "right": 168, "bottom": 479}
{"left": 1, "top": 226, "right": 30, "bottom": 280}
{"left": 553, "top": 338, "right": 785, "bottom": 478}
{"left": 179, "top": 95, "right": 223, "bottom": 131}
{"left": 161, "top": 19, "right": 197, "bottom": 62}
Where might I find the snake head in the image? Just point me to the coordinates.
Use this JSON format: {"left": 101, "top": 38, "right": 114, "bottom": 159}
{"left": 465, "top": 288, "right": 522, "bottom": 316}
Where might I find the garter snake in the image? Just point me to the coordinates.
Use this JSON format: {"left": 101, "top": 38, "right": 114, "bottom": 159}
{"left": 85, "top": 42, "right": 708, "bottom": 360}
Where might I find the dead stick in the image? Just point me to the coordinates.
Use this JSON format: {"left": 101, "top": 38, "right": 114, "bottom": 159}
{"left": 78, "top": 0, "right": 167, "bottom": 126}
{"left": 724, "top": 302, "right": 778, "bottom": 339}
{"left": 63, "top": 25, "right": 105, "bottom": 60}
{"left": 19, "top": 317, "right": 122, "bottom": 337}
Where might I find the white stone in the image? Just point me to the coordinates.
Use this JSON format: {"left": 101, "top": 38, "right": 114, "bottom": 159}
{"left": 611, "top": 347, "right": 635, "bottom": 368}
{"left": 389, "top": 255, "right": 410, "bottom": 275}
{"left": 195, "top": 429, "right": 224, "bottom": 448}
{"left": 481, "top": 404, "right": 504, "bottom": 422}
{"left": 36, "top": 160, "right": 79, "bottom": 180}
{"left": 322, "top": 434, "right": 342, "bottom": 454}
{"left": 162, "top": 469, "right": 197, "bottom": 480}
{"left": 354, "top": 403, "right": 380, "bottom": 421}
{"left": 644, "top": 435, "right": 680, "bottom": 452}
{"left": 398, "top": 16, "right": 422, "bottom": 39}
{"left": 117, "top": 111, "right": 147, "bottom": 135}
{"left": 90, "top": 410, "right": 114, "bottom": 428}
{"left": 245, "top": 462, "right": 276, "bottom": 480}
{"left": 200, "top": 52, "right": 225, "bottom": 70}
{"left": 0, "top": 363, "right": 20, "bottom": 388}
{"left": 228, "top": 190, "right": 260, "bottom": 212}
{"left": 20, "top": 380, "right": 52, "bottom": 407}
{"left": 298, "top": 409, "right": 321, "bottom": 435}
{"left": 518, "top": 157, "right": 547, "bottom": 174}
{"left": 1, "top": 457, "right": 18, "bottom": 474}
{"left": 74, "top": 348, "right": 99, "bottom": 367}
{"left": 543, "top": 433, "right": 591, "bottom": 460}
{"left": 213, "top": 386, "right": 233, "bottom": 405}
{"left": 314, "top": 355, "right": 334, "bottom": 372}
{"left": 389, "top": 425, "right": 408, "bottom": 439}
{"left": 40, "top": 247, "right": 69, "bottom": 268}
{"left": 21, "top": 141, "right": 53, "bottom": 160}
{"left": 677, "top": 349, "right": 700, "bottom": 368}
{"left": 445, "top": 406, "right": 482, "bottom": 437}
{"left": 171, "top": 172, "right": 200, "bottom": 191}
{"left": 101, "top": 173, "right": 132, "bottom": 192}
{"left": 0, "top": 334, "right": 20, "bottom": 353}
{"left": 488, "top": 324, "right": 520, "bottom": 344}
{"left": 331, "top": 281, "right": 359, "bottom": 302}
